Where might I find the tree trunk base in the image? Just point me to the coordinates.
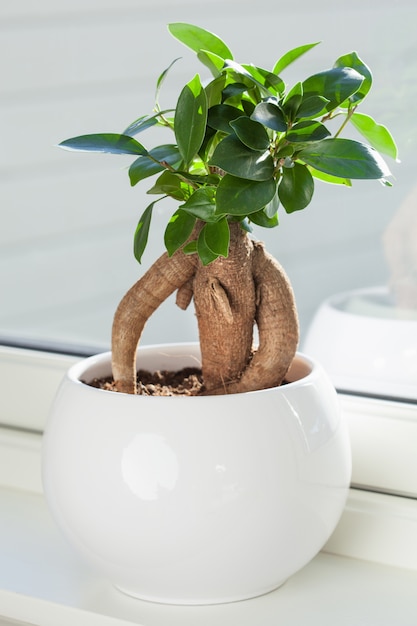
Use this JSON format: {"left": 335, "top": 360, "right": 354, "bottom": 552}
{"left": 111, "top": 223, "right": 299, "bottom": 395}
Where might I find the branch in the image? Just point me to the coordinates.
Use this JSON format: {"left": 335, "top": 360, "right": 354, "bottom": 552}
{"left": 112, "top": 251, "right": 197, "bottom": 393}
{"left": 223, "top": 242, "right": 299, "bottom": 394}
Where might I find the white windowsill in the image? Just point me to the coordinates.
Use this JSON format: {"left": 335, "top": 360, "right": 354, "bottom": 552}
{"left": 1, "top": 476, "right": 417, "bottom": 626}
{"left": 1, "top": 345, "right": 417, "bottom": 624}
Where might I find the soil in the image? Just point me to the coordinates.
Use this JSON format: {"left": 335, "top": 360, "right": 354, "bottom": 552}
{"left": 87, "top": 367, "right": 204, "bottom": 396}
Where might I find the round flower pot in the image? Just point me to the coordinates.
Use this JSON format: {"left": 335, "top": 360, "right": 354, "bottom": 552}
{"left": 42, "top": 343, "right": 351, "bottom": 605}
{"left": 304, "top": 286, "right": 417, "bottom": 400}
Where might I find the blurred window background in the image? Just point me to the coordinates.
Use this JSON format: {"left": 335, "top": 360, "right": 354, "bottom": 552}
{"left": 1, "top": 0, "right": 413, "bottom": 361}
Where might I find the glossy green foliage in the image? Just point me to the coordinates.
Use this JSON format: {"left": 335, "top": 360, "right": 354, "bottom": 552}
{"left": 129, "top": 145, "right": 181, "bottom": 186}
{"left": 59, "top": 23, "right": 398, "bottom": 264}
{"left": 278, "top": 164, "right": 315, "bottom": 213}
{"left": 168, "top": 22, "right": 233, "bottom": 61}
{"left": 134, "top": 201, "right": 156, "bottom": 263}
{"left": 299, "top": 138, "right": 392, "bottom": 179}
{"left": 216, "top": 176, "right": 277, "bottom": 215}
{"left": 60, "top": 133, "right": 148, "bottom": 156}
{"left": 175, "top": 74, "right": 207, "bottom": 167}
{"left": 350, "top": 112, "right": 398, "bottom": 160}
{"left": 302, "top": 67, "right": 364, "bottom": 113}
{"left": 209, "top": 136, "right": 275, "bottom": 181}
{"left": 272, "top": 42, "right": 320, "bottom": 75}
{"left": 164, "top": 209, "right": 196, "bottom": 258}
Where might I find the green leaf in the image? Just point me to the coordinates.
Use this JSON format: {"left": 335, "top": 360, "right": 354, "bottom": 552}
{"left": 251, "top": 102, "right": 287, "bottom": 131}
{"left": 241, "top": 64, "right": 285, "bottom": 94}
{"left": 155, "top": 57, "right": 181, "bottom": 100}
{"left": 180, "top": 187, "right": 217, "bottom": 221}
{"left": 249, "top": 208, "right": 279, "bottom": 228}
{"left": 175, "top": 74, "right": 208, "bottom": 167}
{"left": 134, "top": 202, "right": 154, "bottom": 263}
{"left": 197, "top": 228, "right": 219, "bottom": 265}
{"left": 334, "top": 52, "right": 372, "bottom": 105}
{"left": 308, "top": 166, "right": 352, "bottom": 186}
{"left": 286, "top": 121, "right": 331, "bottom": 143}
{"left": 207, "top": 104, "right": 244, "bottom": 133}
{"left": 296, "top": 95, "right": 329, "bottom": 119}
{"left": 59, "top": 133, "right": 148, "bottom": 156}
{"left": 124, "top": 110, "right": 174, "bottom": 136}
{"left": 168, "top": 23, "right": 233, "bottom": 60}
{"left": 164, "top": 209, "right": 196, "bottom": 256}
{"left": 241, "top": 99, "right": 256, "bottom": 117}
{"left": 183, "top": 240, "right": 198, "bottom": 255}
{"left": 272, "top": 42, "right": 320, "bottom": 75}
{"left": 130, "top": 159, "right": 163, "bottom": 187}
{"left": 197, "top": 49, "right": 225, "bottom": 76}
{"left": 203, "top": 218, "right": 230, "bottom": 256}
{"left": 264, "top": 185, "right": 280, "bottom": 217}
{"left": 302, "top": 67, "right": 364, "bottom": 113}
{"left": 350, "top": 112, "right": 398, "bottom": 160}
{"left": 129, "top": 145, "right": 182, "bottom": 186}
{"left": 230, "top": 117, "right": 270, "bottom": 151}
{"left": 278, "top": 163, "right": 314, "bottom": 213}
{"left": 198, "top": 126, "right": 217, "bottom": 161}
{"left": 275, "top": 145, "right": 294, "bottom": 159}
{"left": 223, "top": 60, "right": 272, "bottom": 97}
{"left": 299, "top": 138, "right": 392, "bottom": 179}
{"left": 147, "top": 170, "right": 190, "bottom": 199}
{"left": 216, "top": 174, "right": 277, "bottom": 215}
{"left": 204, "top": 75, "right": 226, "bottom": 108}
{"left": 281, "top": 82, "right": 303, "bottom": 121}
{"left": 222, "top": 82, "right": 249, "bottom": 101}
{"left": 210, "top": 135, "right": 275, "bottom": 181}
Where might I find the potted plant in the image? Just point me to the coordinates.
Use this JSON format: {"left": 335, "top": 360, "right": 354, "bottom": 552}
{"left": 42, "top": 23, "right": 396, "bottom": 604}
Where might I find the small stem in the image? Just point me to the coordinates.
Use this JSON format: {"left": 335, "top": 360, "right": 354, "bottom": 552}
{"left": 334, "top": 104, "right": 357, "bottom": 138}
{"left": 153, "top": 104, "right": 174, "bottom": 130}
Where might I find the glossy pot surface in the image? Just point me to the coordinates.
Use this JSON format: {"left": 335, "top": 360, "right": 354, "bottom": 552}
{"left": 42, "top": 343, "right": 351, "bottom": 605}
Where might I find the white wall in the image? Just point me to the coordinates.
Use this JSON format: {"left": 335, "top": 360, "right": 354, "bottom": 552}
{"left": 0, "top": 0, "right": 412, "bottom": 351}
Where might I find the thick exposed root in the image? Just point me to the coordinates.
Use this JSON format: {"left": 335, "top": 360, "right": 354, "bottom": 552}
{"left": 111, "top": 251, "right": 197, "bottom": 393}
{"left": 207, "top": 241, "right": 299, "bottom": 395}
{"left": 193, "top": 224, "right": 256, "bottom": 393}
{"left": 175, "top": 277, "right": 195, "bottom": 310}
{"left": 111, "top": 224, "right": 299, "bottom": 396}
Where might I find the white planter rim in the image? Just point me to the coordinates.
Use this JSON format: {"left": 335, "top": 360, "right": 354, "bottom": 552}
{"left": 66, "top": 343, "right": 321, "bottom": 399}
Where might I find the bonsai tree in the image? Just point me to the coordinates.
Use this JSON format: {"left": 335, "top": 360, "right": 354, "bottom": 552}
{"left": 60, "top": 23, "right": 397, "bottom": 395}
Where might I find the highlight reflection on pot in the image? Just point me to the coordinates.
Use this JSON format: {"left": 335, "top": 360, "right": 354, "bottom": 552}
{"left": 121, "top": 434, "right": 179, "bottom": 501}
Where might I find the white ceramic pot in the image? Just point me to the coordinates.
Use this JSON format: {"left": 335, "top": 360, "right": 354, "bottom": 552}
{"left": 304, "top": 286, "right": 417, "bottom": 400}
{"left": 42, "top": 343, "right": 351, "bottom": 605}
